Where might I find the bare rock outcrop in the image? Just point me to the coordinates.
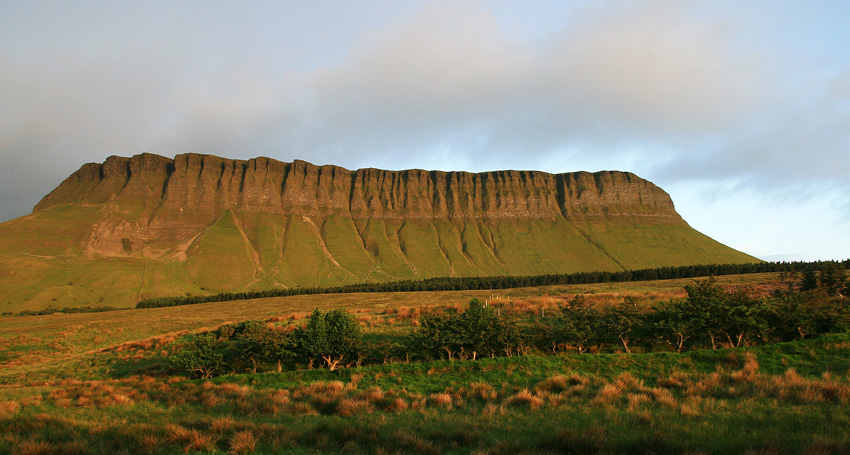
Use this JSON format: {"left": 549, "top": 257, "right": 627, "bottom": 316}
{"left": 35, "top": 153, "right": 680, "bottom": 222}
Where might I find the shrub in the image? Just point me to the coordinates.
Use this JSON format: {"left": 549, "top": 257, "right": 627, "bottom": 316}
{"left": 297, "top": 309, "right": 361, "bottom": 370}
{"left": 536, "top": 375, "right": 570, "bottom": 393}
{"left": 0, "top": 401, "right": 20, "bottom": 417}
{"left": 413, "top": 299, "right": 523, "bottom": 360}
{"left": 385, "top": 397, "right": 409, "bottom": 413}
{"left": 170, "top": 334, "right": 226, "bottom": 378}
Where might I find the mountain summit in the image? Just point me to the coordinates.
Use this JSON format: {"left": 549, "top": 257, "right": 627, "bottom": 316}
{"left": 1, "top": 153, "right": 757, "bottom": 310}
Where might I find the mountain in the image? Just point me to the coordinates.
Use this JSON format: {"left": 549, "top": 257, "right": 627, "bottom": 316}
{"left": 0, "top": 153, "right": 758, "bottom": 311}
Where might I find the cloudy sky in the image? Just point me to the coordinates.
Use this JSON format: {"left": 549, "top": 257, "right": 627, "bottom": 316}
{"left": 2, "top": 0, "right": 848, "bottom": 261}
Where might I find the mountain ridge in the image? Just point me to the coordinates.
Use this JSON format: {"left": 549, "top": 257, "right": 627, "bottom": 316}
{"left": 0, "top": 153, "right": 758, "bottom": 311}
{"left": 36, "top": 153, "right": 679, "bottom": 221}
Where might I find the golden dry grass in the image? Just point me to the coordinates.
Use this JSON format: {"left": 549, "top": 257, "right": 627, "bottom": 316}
{"left": 428, "top": 392, "right": 453, "bottom": 409}
{"left": 228, "top": 430, "right": 258, "bottom": 455}
{"left": 335, "top": 398, "right": 374, "bottom": 417}
{"left": 503, "top": 389, "right": 544, "bottom": 410}
{"left": 11, "top": 440, "right": 53, "bottom": 455}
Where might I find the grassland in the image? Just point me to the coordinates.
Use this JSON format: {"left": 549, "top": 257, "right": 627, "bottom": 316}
{"left": 0, "top": 273, "right": 783, "bottom": 381}
{"left": 1, "top": 272, "right": 848, "bottom": 454}
{"left": 0, "top": 202, "right": 759, "bottom": 311}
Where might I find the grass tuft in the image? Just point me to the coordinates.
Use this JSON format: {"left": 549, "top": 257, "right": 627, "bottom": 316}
{"left": 503, "top": 389, "right": 544, "bottom": 410}
{"left": 228, "top": 430, "right": 258, "bottom": 455}
{"left": 12, "top": 440, "right": 53, "bottom": 455}
{"left": 0, "top": 401, "right": 20, "bottom": 417}
{"left": 335, "top": 398, "right": 374, "bottom": 417}
{"left": 385, "top": 397, "right": 408, "bottom": 413}
{"left": 428, "top": 393, "right": 453, "bottom": 409}
{"left": 536, "top": 375, "right": 570, "bottom": 393}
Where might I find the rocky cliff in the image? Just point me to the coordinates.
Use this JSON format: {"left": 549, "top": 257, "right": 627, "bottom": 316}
{"left": 0, "top": 153, "right": 757, "bottom": 310}
{"left": 37, "top": 153, "right": 678, "bottom": 221}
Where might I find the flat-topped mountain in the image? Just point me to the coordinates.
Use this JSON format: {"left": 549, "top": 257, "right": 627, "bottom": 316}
{"left": 0, "top": 153, "right": 757, "bottom": 311}
{"left": 37, "top": 153, "right": 678, "bottom": 220}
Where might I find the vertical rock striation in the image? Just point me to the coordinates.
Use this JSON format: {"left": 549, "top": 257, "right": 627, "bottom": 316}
{"left": 35, "top": 153, "right": 679, "bottom": 222}
{"left": 1, "top": 152, "right": 759, "bottom": 309}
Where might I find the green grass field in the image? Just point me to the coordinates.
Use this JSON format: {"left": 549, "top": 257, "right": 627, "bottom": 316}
{"left": 0, "top": 202, "right": 758, "bottom": 311}
{"left": 1, "top": 272, "right": 848, "bottom": 454}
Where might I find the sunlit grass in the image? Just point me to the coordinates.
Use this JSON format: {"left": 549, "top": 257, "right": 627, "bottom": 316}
{"left": 1, "top": 272, "right": 845, "bottom": 453}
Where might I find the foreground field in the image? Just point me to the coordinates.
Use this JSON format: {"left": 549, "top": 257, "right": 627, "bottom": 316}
{"left": 1, "top": 272, "right": 848, "bottom": 454}
{"left": 0, "top": 272, "right": 784, "bottom": 381}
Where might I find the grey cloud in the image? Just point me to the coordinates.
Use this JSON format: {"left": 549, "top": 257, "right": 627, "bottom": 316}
{"left": 1, "top": 0, "right": 849, "bottom": 227}
{"left": 280, "top": 1, "right": 783, "bottom": 174}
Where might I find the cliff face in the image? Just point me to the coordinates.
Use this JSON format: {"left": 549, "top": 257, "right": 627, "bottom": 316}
{"left": 0, "top": 153, "right": 757, "bottom": 310}
{"left": 35, "top": 153, "right": 680, "bottom": 222}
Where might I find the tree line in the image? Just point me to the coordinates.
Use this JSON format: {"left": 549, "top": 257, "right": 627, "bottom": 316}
{"left": 140, "top": 259, "right": 849, "bottom": 309}
{"left": 170, "top": 273, "right": 849, "bottom": 378}
{"left": 3, "top": 305, "right": 122, "bottom": 317}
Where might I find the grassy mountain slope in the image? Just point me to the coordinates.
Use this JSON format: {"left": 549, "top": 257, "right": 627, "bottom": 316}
{"left": 0, "top": 206, "right": 757, "bottom": 312}
{"left": 0, "top": 154, "right": 759, "bottom": 311}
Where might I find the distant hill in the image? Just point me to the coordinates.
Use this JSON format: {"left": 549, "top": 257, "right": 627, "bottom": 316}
{"left": 0, "top": 153, "right": 758, "bottom": 311}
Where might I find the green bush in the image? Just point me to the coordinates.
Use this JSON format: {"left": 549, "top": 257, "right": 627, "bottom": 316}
{"left": 170, "top": 333, "right": 227, "bottom": 378}
{"left": 413, "top": 299, "right": 522, "bottom": 360}
{"left": 297, "top": 308, "right": 362, "bottom": 370}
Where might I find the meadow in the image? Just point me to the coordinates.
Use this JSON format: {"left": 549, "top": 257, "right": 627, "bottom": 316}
{"left": 1, "top": 272, "right": 849, "bottom": 454}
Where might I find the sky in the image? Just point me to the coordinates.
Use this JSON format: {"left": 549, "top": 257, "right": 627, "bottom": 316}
{"left": 1, "top": 0, "right": 848, "bottom": 262}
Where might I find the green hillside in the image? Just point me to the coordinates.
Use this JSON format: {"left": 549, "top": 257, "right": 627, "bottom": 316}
{"left": 0, "top": 154, "right": 759, "bottom": 312}
{"left": 0, "top": 205, "right": 757, "bottom": 312}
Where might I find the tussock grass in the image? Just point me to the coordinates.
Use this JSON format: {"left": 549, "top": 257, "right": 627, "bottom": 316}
{"left": 335, "top": 398, "right": 374, "bottom": 417}
{"left": 465, "top": 382, "right": 498, "bottom": 401}
{"left": 0, "top": 401, "right": 20, "bottom": 417}
{"left": 227, "top": 430, "right": 258, "bottom": 455}
{"left": 11, "top": 440, "right": 53, "bottom": 455}
{"left": 503, "top": 388, "right": 544, "bottom": 410}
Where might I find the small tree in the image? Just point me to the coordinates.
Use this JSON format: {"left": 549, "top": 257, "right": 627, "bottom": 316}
{"left": 653, "top": 300, "right": 703, "bottom": 353}
{"left": 170, "top": 333, "right": 226, "bottom": 378}
{"left": 557, "top": 295, "right": 602, "bottom": 353}
{"left": 233, "top": 322, "right": 295, "bottom": 373}
{"left": 215, "top": 321, "right": 266, "bottom": 373}
{"left": 819, "top": 262, "right": 847, "bottom": 297}
{"left": 602, "top": 297, "right": 643, "bottom": 353}
{"left": 298, "top": 308, "right": 361, "bottom": 370}
{"left": 412, "top": 299, "right": 523, "bottom": 360}
{"left": 800, "top": 268, "right": 819, "bottom": 292}
{"left": 683, "top": 280, "right": 727, "bottom": 349}
{"left": 763, "top": 291, "right": 816, "bottom": 341}
{"left": 415, "top": 311, "right": 464, "bottom": 360}
{"left": 458, "top": 299, "right": 504, "bottom": 359}
{"left": 684, "top": 280, "right": 767, "bottom": 348}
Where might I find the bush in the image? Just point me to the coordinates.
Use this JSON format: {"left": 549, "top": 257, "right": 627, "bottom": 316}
{"left": 412, "top": 299, "right": 522, "bottom": 360}
{"left": 216, "top": 321, "right": 295, "bottom": 373}
{"left": 170, "top": 334, "right": 226, "bottom": 378}
{"left": 297, "top": 308, "right": 362, "bottom": 370}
